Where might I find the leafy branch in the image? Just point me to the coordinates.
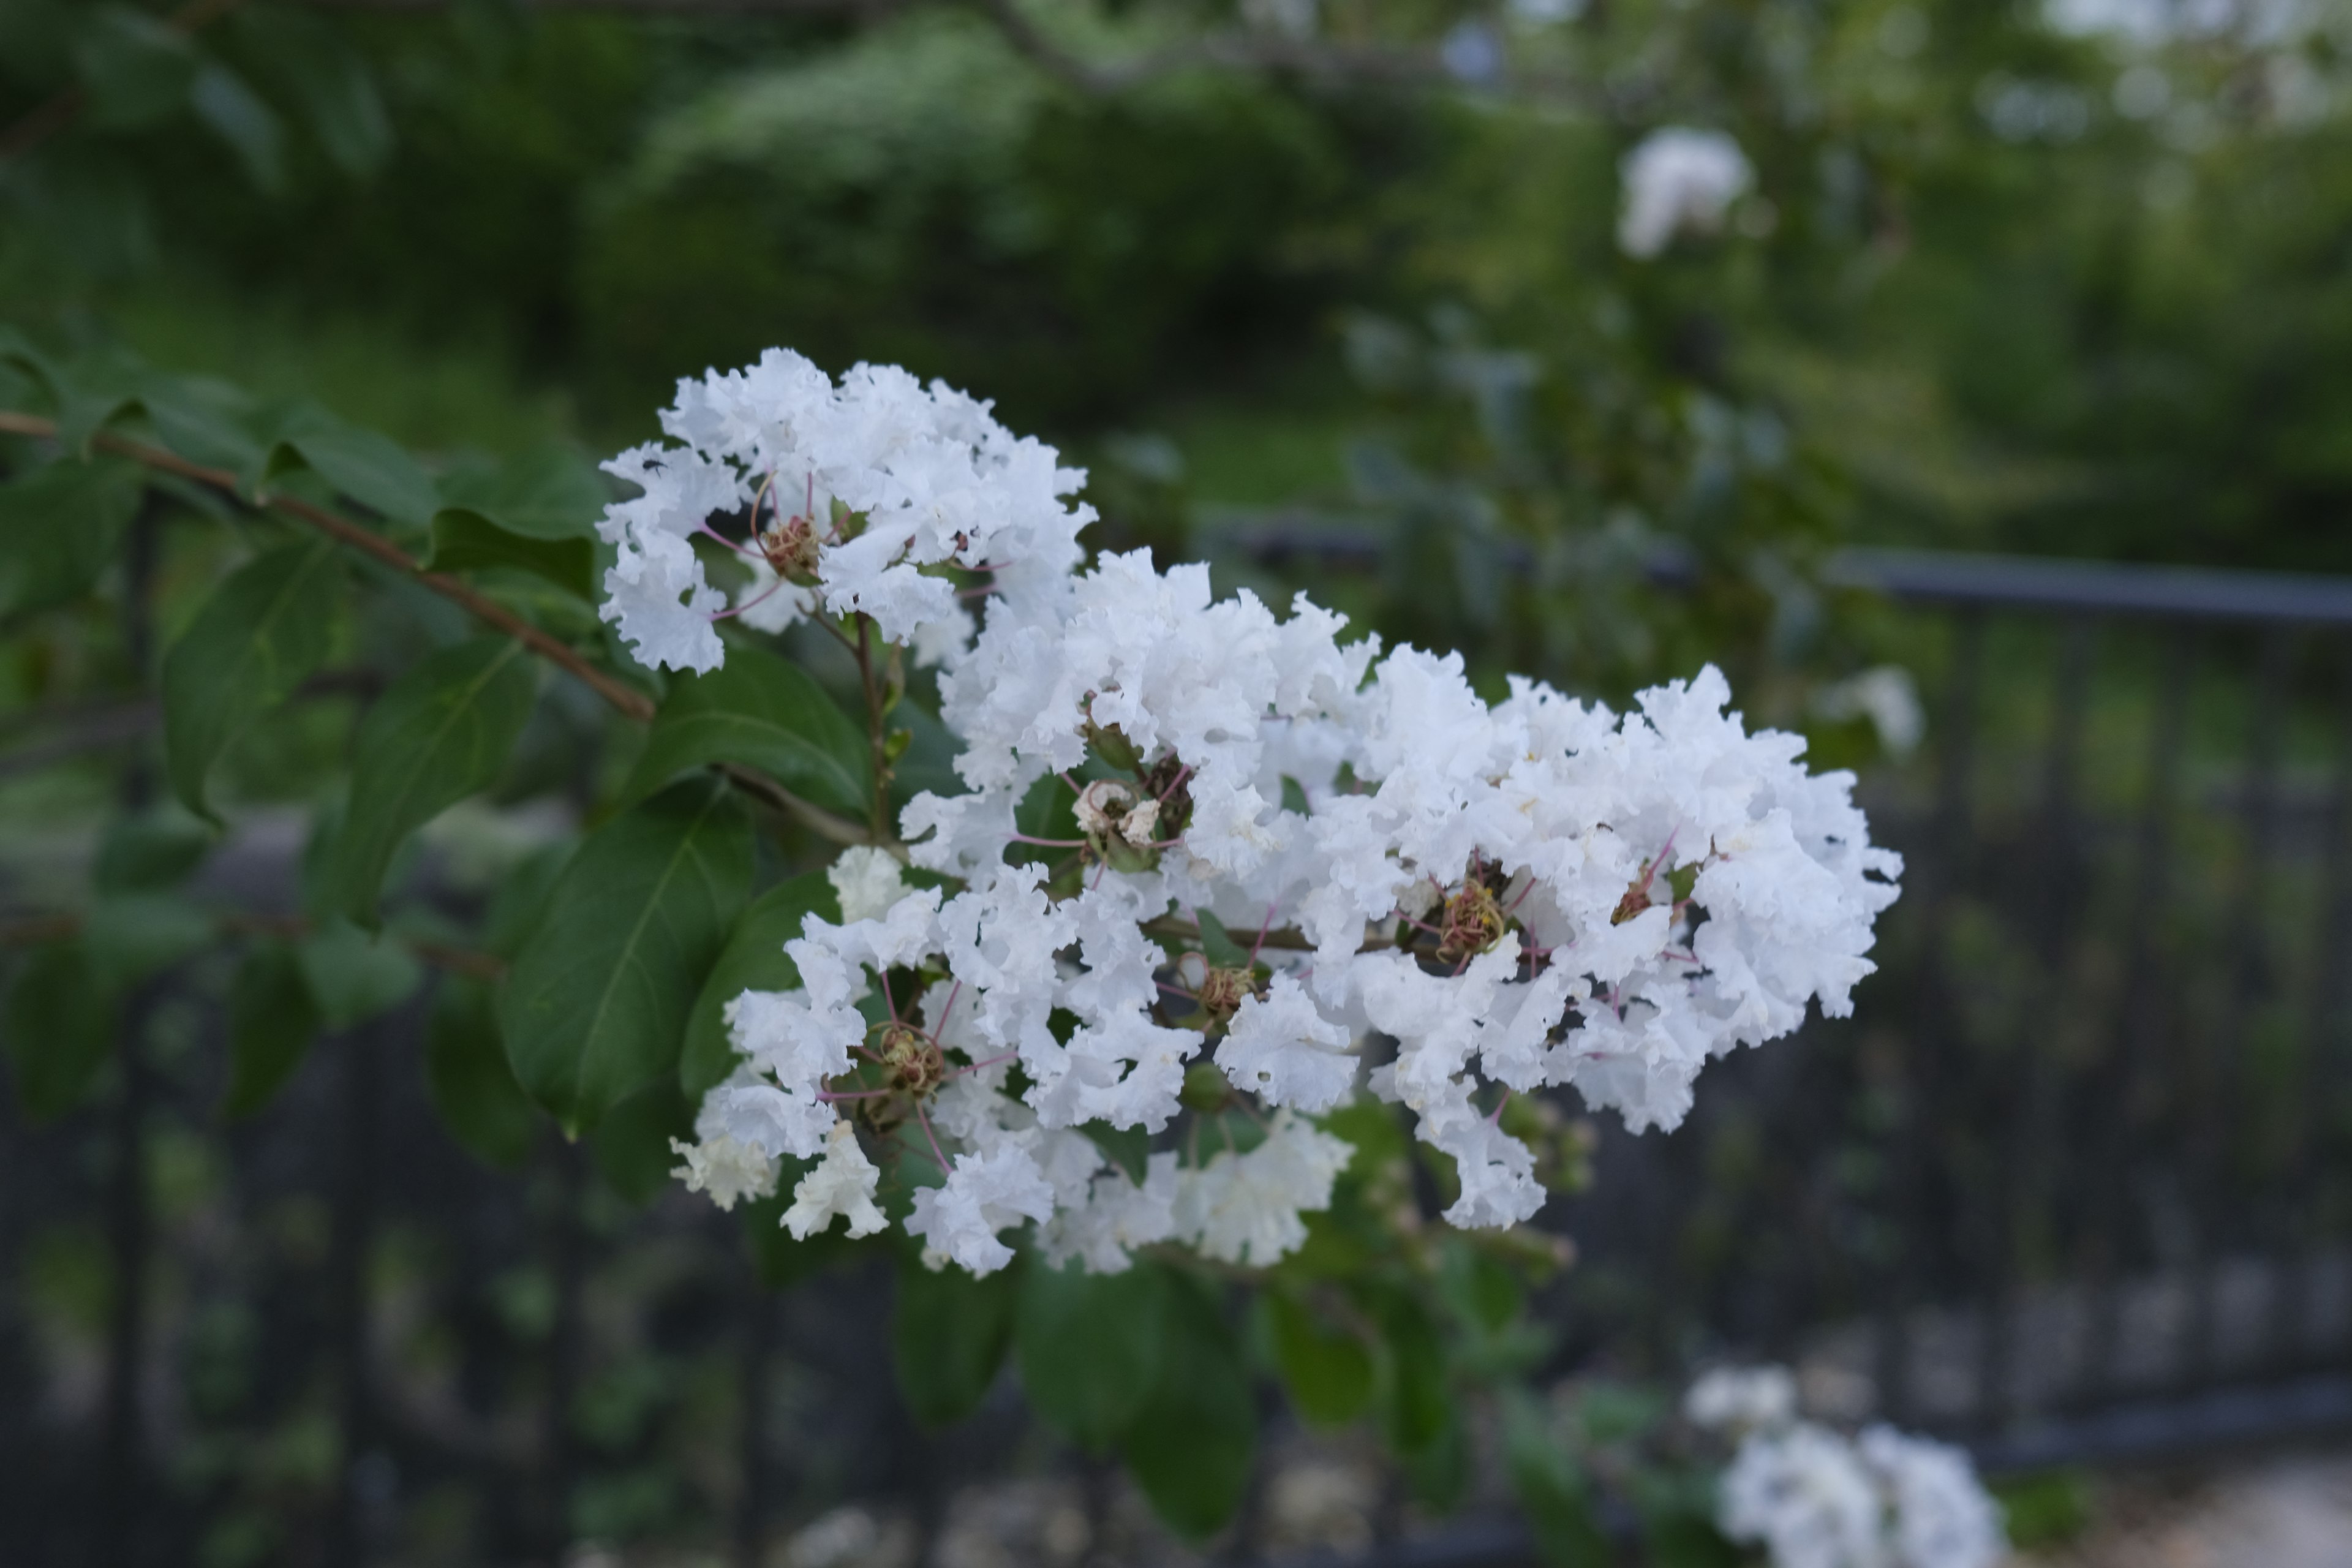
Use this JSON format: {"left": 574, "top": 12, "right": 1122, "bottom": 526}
{"left": 0, "top": 409, "right": 872, "bottom": 847}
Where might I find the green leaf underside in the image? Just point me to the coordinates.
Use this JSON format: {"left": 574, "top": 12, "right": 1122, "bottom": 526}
{"left": 222, "top": 943, "right": 322, "bottom": 1117}
{"left": 320, "top": 636, "right": 537, "bottom": 924}
{"left": 1120, "top": 1276, "right": 1257, "bottom": 1541}
{"left": 501, "top": 778, "right": 753, "bottom": 1130}
{"left": 894, "top": 1253, "right": 1019, "bottom": 1428}
{"left": 680, "top": 870, "right": 837, "bottom": 1099}
{"left": 425, "top": 978, "right": 537, "bottom": 1170}
{"left": 0, "top": 458, "right": 142, "bottom": 620}
{"left": 4, "top": 944, "right": 116, "bottom": 1120}
{"left": 620, "top": 644, "right": 870, "bottom": 819}
{"left": 1016, "top": 1261, "right": 1170, "bottom": 1452}
{"left": 426, "top": 511, "right": 595, "bottom": 600}
{"left": 161, "top": 540, "right": 342, "bottom": 821}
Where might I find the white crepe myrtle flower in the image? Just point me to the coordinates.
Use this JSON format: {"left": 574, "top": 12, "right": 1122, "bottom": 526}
{"left": 1859, "top": 1427, "right": 2006, "bottom": 1568}
{"left": 643, "top": 347, "right": 1901, "bottom": 1275}
{"left": 1172, "top": 1111, "right": 1354, "bottom": 1266}
{"left": 783, "top": 1121, "right": 889, "bottom": 1240}
{"left": 1685, "top": 1363, "right": 1801, "bottom": 1434}
{"left": 1703, "top": 1366, "right": 2007, "bottom": 1568}
{"left": 827, "top": 843, "right": 912, "bottom": 924}
{"left": 1719, "top": 1422, "right": 1886, "bottom": 1568}
{"left": 1619, "top": 127, "right": 1754, "bottom": 258}
{"left": 905, "top": 1145, "right": 1058, "bottom": 1275}
{"left": 668, "top": 1132, "right": 778, "bottom": 1211}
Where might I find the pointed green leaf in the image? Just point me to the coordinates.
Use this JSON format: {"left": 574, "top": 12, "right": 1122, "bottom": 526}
{"left": 1120, "top": 1275, "right": 1257, "bottom": 1541}
{"left": 160, "top": 540, "right": 342, "bottom": 821}
{"left": 0, "top": 458, "right": 141, "bottom": 619}
{"left": 1016, "top": 1259, "right": 1170, "bottom": 1452}
{"left": 620, "top": 644, "right": 869, "bottom": 818}
{"left": 137, "top": 371, "right": 262, "bottom": 472}
{"left": 1373, "top": 1287, "right": 1450, "bottom": 1457}
{"left": 320, "top": 636, "right": 537, "bottom": 924}
{"left": 434, "top": 447, "right": 604, "bottom": 540}
{"left": 680, "top": 870, "right": 836, "bottom": 1099}
{"left": 265, "top": 420, "right": 439, "bottom": 529}
{"left": 426, "top": 511, "right": 594, "bottom": 600}
{"left": 426, "top": 977, "right": 537, "bottom": 1169}
{"left": 894, "top": 1251, "right": 1018, "bottom": 1428}
{"left": 222, "top": 943, "right": 322, "bottom": 1117}
{"left": 500, "top": 778, "right": 753, "bottom": 1130}
{"left": 3, "top": 943, "right": 116, "bottom": 1120}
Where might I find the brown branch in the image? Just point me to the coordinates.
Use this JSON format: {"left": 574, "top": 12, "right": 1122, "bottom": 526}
{"left": 0, "top": 0, "right": 254, "bottom": 165}
{"left": 0, "top": 409, "right": 876, "bottom": 846}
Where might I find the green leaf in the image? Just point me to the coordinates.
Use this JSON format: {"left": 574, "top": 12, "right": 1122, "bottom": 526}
{"left": 0, "top": 458, "right": 141, "bottom": 619}
{"left": 1503, "top": 1387, "right": 1610, "bottom": 1567}
{"left": 189, "top": 64, "right": 286, "bottom": 195}
{"left": 1016, "top": 1259, "right": 1170, "bottom": 1452}
{"left": 483, "top": 840, "right": 575, "bottom": 959}
{"left": 1263, "top": 1290, "right": 1375, "bottom": 1427}
{"left": 888, "top": 698, "right": 963, "bottom": 809}
{"left": 434, "top": 447, "right": 604, "bottom": 540}
{"left": 425, "top": 977, "right": 537, "bottom": 1169}
{"left": 239, "top": 9, "right": 391, "bottom": 175}
{"left": 590, "top": 1075, "right": 696, "bottom": 1204}
{"left": 1079, "top": 1119, "right": 1149, "bottom": 1185}
{"left": 83, "top": 894, "right": 213, "bottom": 992}
{"left": 1280, "top": 775, "right": 1311, "bottom": 816}
{"left": 3, "top": 944, "right": 116, "bottom": 1120}
{"left": 160, "top": 540, "right": 342, "bottom": 821}
{"left": 319, "top": 636, "right": 537, "bottom": 924}
{"left": 221, "top": 943, "right": 321, "bottom": 1117}
{"left": 137, "top": 372, "right": 262, "bottom": 472}
{"left": 893, "top": 1252, "right": 1019, "bottom": 1428}
{"left": 265, "top": 420, "right": 439, "bottom": 529}
{"left": 679, "top": 870, "right": 836, "bottom": 1099}
{"left": 94, "top": 807, "right": 214, "bottom": 894}
{"left": 620, "top": 645, "right": 869, "bottom": 819}
{"left": 500, "top": 777, "right": 752, "bottom": 1131}
{"left": 426, "top": 512, "right": 595, "bottom": 600}
{"left": 73, "top": 6, "right": 198, "bottom": 130}
{"left": 1195, "top": 909, "right": 1250, "bottom": 970}
{"left": 1120, "top": 1276, "right": 1257, "bottom": 1541}
{"left": 298, "top": 917, "right": 423, "bottom": 1030}
{"left": 1373, "top": 1287, "right": 1450, "bottom": 1458}
{"left": 1634, "top": 1468, "right": 1742, "bottom": 1568}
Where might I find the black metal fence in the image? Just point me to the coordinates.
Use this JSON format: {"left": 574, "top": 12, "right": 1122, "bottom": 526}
{"left": 7, "top": 546, "right": 2352, "bottom": 1567}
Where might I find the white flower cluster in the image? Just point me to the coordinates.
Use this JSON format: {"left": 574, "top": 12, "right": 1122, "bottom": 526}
{"left": 1690, "top": 1366, "right": 2007, "bottom": 1568}
{"left": 596, "top": 348, "right": 1091, "bottom": 674}
{"left": 631, "top": 350, "right": 1900, "bottom": 1278}
{"left": 1619, "top": 127, "right": 1754, "bottom": 258}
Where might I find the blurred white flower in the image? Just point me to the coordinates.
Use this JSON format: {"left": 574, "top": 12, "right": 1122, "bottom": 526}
{"left": 1618, "top": 128, "right": 1753, "bottom": 258}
